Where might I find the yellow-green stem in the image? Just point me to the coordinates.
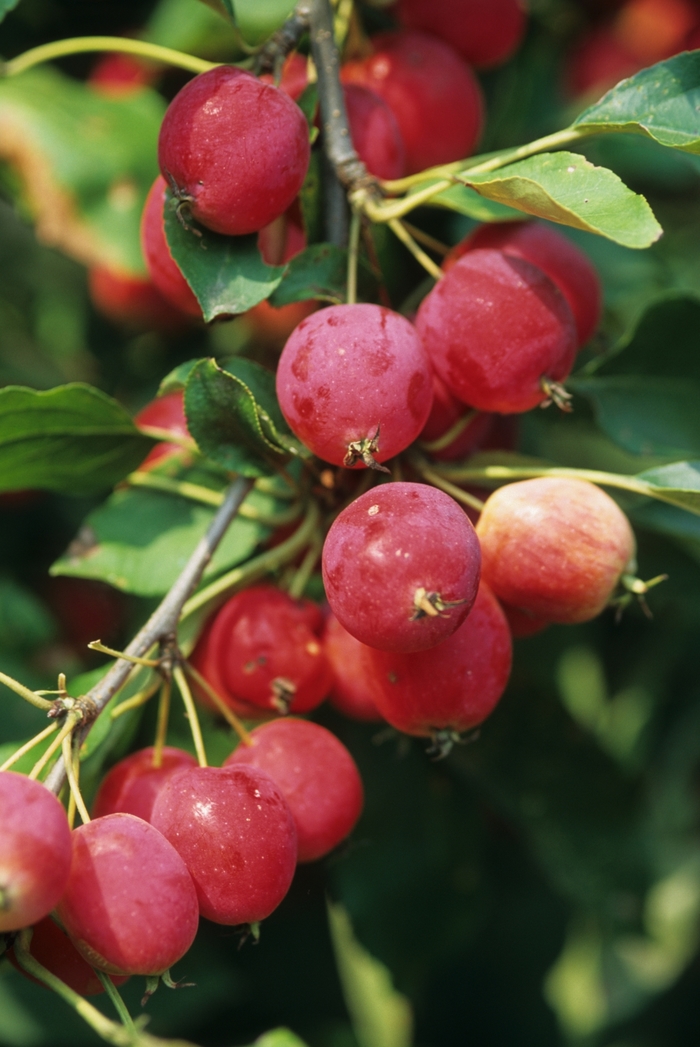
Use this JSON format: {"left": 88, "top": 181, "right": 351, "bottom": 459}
{"left": 3, "top": 36, "right": 218, "bottom": 78}
{"left": 0, "top": 670, "right": 53, "bottom": 710}
{"left": 0, "top": 722, "right": 59, "bottom": 772}
{"left": 173, "top": 665, "right": 208, "bottom": 767}
{"left": 95, "top": 973, "right": 137, "bottom": 1035}
{"left": 126, "top": 471, "right": 303, "bottom": 525}
{"left": 346, "top": 209, "right": 361, "bottom": 305}
{"left": 388, "top": 219, "right": 443, "bottom": 280}
{"left": 62, "top": 731, "right": 91, "bottom": 826}
{"left": 418, "top": 410, "right": 479, "bottom": 454}
{"left": 433, "top": 463, "right": 659, "bottom": 499}
{"left": 28, "top": 716, "right": 76, "bottom": 780}
{"left": 110, "top": 679, "right": 160, "bottom": 720}
{"left": 88, "top": 641, "right": 160, "bottom": 668}
{"left": 416, "top": 465, "right": 486, "bottom": 513}
{"left": 184, "top": 661, "right": 253, "bottom": 747}
{"left": 152, "top": 677, "right": 172, "bottom": 768}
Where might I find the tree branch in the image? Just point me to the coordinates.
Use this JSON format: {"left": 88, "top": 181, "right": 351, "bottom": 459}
{"left": 43, "top": 477, "right": 253, "bottom": 795}
{"left": 254, "top": 3, "right": 312, "bottom": 74}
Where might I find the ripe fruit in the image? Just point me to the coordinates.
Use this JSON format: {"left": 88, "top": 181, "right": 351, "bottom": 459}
{"left": 419, "top": 374, "right": 495, "bottom": 460}
{"left": 444, "top": 221, "right": 602, "bottom": 348}
{"left": 341, "top": 31, "right": 483, "bottom": 174}
{"left": 0, "top": 772, "right": 72, "bottom": 933}
{"left": 141, "top": 175, "right": 202, "bottom": 318}
{"left": 276, "top": 304, "right": 433, "bottom": 469}
{"left": 251, "top": 203, "right": 317, "bottom": 345}
{"left": 323, "top": 613, "right": 384, "bottom": 723}
{"left": 226, "top": 719, "right": 364, "bottom": 862}
{"left": 476, "top": 477, "right": 637, "bottom": 623}
{"left": 151, "top": 765, "right": 297, "bottom": 925}
{"left": 500, "top": 602, "right": 550, "bottom": 638}
{"left": 88, "top": 52, "right": 156, "bottom": 95}
{"left": 394, "top": 0, "right": 526, "bottom": 69}
{"left": 416, "top": 248, "right": 577, "bottom": 413}
{"left": 190, "top": 585, "right": 332, "bottom": 716}
{"left": 56, "top": 813, "right": 198, "bottom": 976}
{"left": 88, "top": 266, "right": 189, "bottom": 333}
{"left": 356, "top": 581, "right": 512, "bottom": 740}
{"left": 343, "top": 84, "right": 406, "bottom": 180}
{"left": 134, "top": 390, "right": 192, "bottom": 470}
{"left": 8, "top": 917, "right": 129, "bottom": 996}
{"left": 158, "top": 66, "right": 310, "bottom": 236}
{"left": 92, "top": 746, "right": 197, "bottom": 822}
{"left": 322, "top": 482, "right": 481, "bottom": 652}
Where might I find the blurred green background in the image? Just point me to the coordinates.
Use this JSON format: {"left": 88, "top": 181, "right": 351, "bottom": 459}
{"left": 1, "top": 2, "right": 700, "bottom": 1046}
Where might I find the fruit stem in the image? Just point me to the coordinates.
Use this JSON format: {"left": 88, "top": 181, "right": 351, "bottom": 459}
{"left": 173, "top": 665, "right": 208, "bottom": 768}
{"left": 0, "top": 722, "right": 59, "bottom": 772}
{"left": 152, "top": 678, "right": 172, "bottom": 768}
{"left": 126, "top": 471, "right": 304, "bottom": 526}
{"left": 110, "top": 679, "right": 161, "bottom": 720}
{"left": 180, "top": 498, "right": 320, "bottom": 620}
{"left": 346, "top": 209, "right": 361, "bottom": 305}
{"left": 413, "top": 462, "right": 485, "bottom": 513}
{"left": 286, "top": 534, "right": 322, "bottom": 600}
{"left": 419, "top": 410, "right": 479, "bottom": 454}
{"left": 183, "top": 661, "right": 253, "bottom": 747}
{"left": 388, "top": 219, "right": 443, "bottom": 281}
{"left": 28, "top": 715, "right": 77, "bottom": 781}
{"left": 400, "top": 220, "right": 450, "bottom": 257}
{"left": 0, "top": 671, "right": 53, "bottom": 710}
{"left": 87, "top": 641, "right": 161, "bottom": 668}
{"left": 95, "top": 972, "right": 138, "bottom": 1036}
{"left": 43, "top": 477, "right": 252, "bottom": 796}
{"left": 13, "top": 929, "right": 199, "bottom": 1047}
{"left": 62, "top": 730, "right": 91, "bottom": 826}
{"left": 2, "top": 37, "right": 219, "bottom": 78}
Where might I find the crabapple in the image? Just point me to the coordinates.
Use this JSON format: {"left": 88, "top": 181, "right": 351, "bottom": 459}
{"left": 8, "top": 917, "right": 129, "bottom": 997}
{"left": 0, "top": 772, "right": 72, "bottom": 933}
{"left": 416, "top": 248, "right": 577, "bottom": 413}
{"left": 500, "top": 602, "right": 550, "bottom": 638}
{"left": 341, "top": 31, "right": 483, "bottom": 174}
{"left": 322, "top": 482, "right": 481, "bottom": 652}
{"left": 357, "top": 581, "right": 512, "bottom": 741}
{"left": 251, "top": 203, "right": 317, "bottom": 345}
{"left": 323, "top": 612, "right": 384, "bottom": 723}
{"left": 151, "top": 764, "right": 297, "bottom": 925}
{"left": 190, "top": 585, "right": 332, "bottom": 716}
{"left": 394, "top": 0, "right": 526, "bottom": 69}
{"left": 276, "top": 304, "right": 433, "bottom": 469}
{"left": 158, "top": 66, "right": 310, "bottom": 236}
{"left": 226, "top": 719, "right": 364, "bottom": 862}
{"left": 56, "top": 814, "right": 199, "bottom": 976}
{"left": 88, "top": 266, "right": 190, "bottom": 333}
{"left": 419, "top": 374, "right": 495, "bottom": 461}
{"left": 134, "top": 390, "right": 192, "bottom": 470}
{"left": 444, "top": 221, "right": 602, "bottom": 348}
{"left": 343, "top": 84, "right": 406, "bottom": 180}
{"left": 259, "top": 52, "right": 309, "bottom": 100}
{"left": 88, "top": 52, "right": 156, "bottom": 95}
{"left": 476, "top": 477, "right": 637, "bottom": 623}
{"left": 92, "top": 746, "right": 197, "bottom": 822}
{"left": 141, "top": 175, "right": 201, "bottom": 318}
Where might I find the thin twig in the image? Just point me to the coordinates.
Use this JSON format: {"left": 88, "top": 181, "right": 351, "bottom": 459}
{"left": 3, "top": 36, "right": 217, "bottom": 77}
{"left": 255, "top": 3, "right": 312, "bottom": 74}
{"left": 388, "top": 218, "right": 443, "bottom": 280}
{"left": 44, "top": 478, "right": 252, "bottom": 795}
{"left": 0, "top": 671, "right": 52, "bottom": 710}
{"left": 62, "top": 731, "right": 91, "bottom": 826}
{"left": 0, "top": 722, "right": 58, "bottom": 772}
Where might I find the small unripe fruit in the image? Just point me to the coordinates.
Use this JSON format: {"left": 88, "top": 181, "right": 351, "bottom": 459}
{"left": 476, "top": 477, "right": 636, "bottom": 624}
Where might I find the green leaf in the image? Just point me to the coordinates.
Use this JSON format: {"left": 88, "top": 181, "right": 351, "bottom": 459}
{"left": 574, "top": 51, "right": 700, "bottom": 154}
{"left": 158, "top": 358, "right": 202, "bottom": 396}
{"left": 229, "top": 0, "right": 295, "bottom": 44}
{"left": 592, "top": 295, "right": 700, "bottom": 380}
{"left": 185, "top": 357, "right": 302, "bottom": 476}
{"left": 0, "top": 384, "right": 153, "bottom": 495}
{"left": 0, "top": 0, "right": 21, "bottom": 23}
{"left": 50, "top": 484, "right": 274, "bottom": 596}
{"left": 459, "top": 152, "right": 662, "bottom": 248}
{"left": 0, "top": 578, "right": 55, "bottom": 653}
{"left": 571, "top": 376, "right": 700, "bottom": 458}
{"left": 636, "top": 460, "right": 700, "bottom": 514}
{"left": 252, "top": 1030, "right": 311, "bottom": 1047}
{"left": 269, "top": 243, "right": 347, "bottom": 306}
{"left": 428, "top": 182, "right": 526, "bottom": 222}
{"left": 327, "top": 901, "right": 413, "bottom": 1047}
{"left": 164, "top": 195, "right": 284, "bottom": 322}
{"left": 0, "top": 67, "right": 164, "bottom": 273}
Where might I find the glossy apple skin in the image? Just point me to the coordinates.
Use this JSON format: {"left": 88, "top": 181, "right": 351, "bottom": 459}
{"left": 276, "top": 303, "right": 433, "bottom": 468}
{"left": 141, "top": 176, "right": 202, "bottom": 318}
{"left": 341, "top": 31, "right": 483, "bottom": 174}
{"left": 158, "top": 66, "right": 310, "bottom": 236}
{"left": 251, "top": 203, "right": 317, "bottom": 344}
{"left": 357, "top": 581, "right": 512, "bottom": 738}
{"left": 134, "top": 390, "right": 191, "bottom": 470}
{"left": 56, "top": 814, "right": 199, "bottom": 976}
{"left": 151, "top": 765, "right": 297, "bottom": 925}
{"left": 0, "top": 772, "right": 72, "bottom": 933}
{"left": 444, "top": 221, "right": 602, "bottom": 348}
{"left": 323, "top": 613, "right": 384, "bottom": 723}
{"left": 92, "top": 746, "right": 197, "bottom": 822}
{"left": 476, "top": 478, "right": 636, "bottom": 624}
{"left": 343, "top": 84, "right": 406, "bottom": 180}
{"left": 394, "top": 0, "right": 526, "bottom": 69}
{"left": 416, "top": 249, "right": 577, "bottom": 413}
{"left": 226, "top": 719, "right": 364, "bottom": 862}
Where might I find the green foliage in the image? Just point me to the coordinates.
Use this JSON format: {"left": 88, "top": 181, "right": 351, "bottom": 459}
{"left": 0, "top": 0, "right": 20, "bottom": 23}
{"left": 460, "top": 151, "right": 662, "bottom": 247}
{"left": 164, "top": 198, "right": 284, "bottom": 321}
{"left": 574, "top": 51, "right": 700, "bottom": 153}
{"left": 0, "top": 384, "right": 153, "bottom": 494}
{"left": 269, "top": 243, "right": 350, "bottom": 305}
